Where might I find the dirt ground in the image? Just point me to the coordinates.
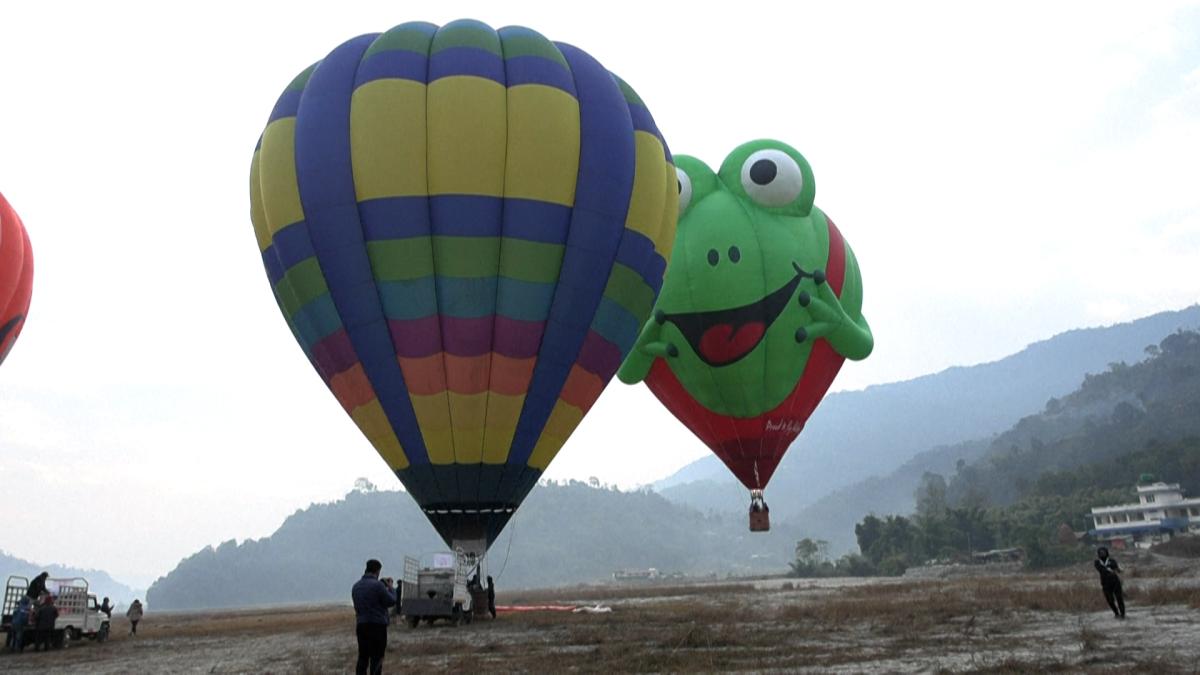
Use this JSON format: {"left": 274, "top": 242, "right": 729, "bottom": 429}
{"left": 2, "top": 565, "right": 1198, "bottom": 674}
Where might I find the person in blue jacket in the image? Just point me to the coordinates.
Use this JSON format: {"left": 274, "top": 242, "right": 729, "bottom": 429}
{"left": 351, "top": 559, "right": 396, "bottom": 675}
{"left": 6, "top": 596, "right": 30, "bottom": 652}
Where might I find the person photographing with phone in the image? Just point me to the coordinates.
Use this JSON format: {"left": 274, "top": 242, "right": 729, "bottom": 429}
{"left": 352, "top": 559, "right": 397, "bottom": 675}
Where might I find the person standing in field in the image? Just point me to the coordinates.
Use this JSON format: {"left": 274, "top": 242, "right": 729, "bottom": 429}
{"left": 1094, "top": 547, "right": 1126, "bottom": 619}
{"left": 352, "top": 559, "right": 396, "bottom": 675}
{"left": 33, "top": 595, "right": 58, "bottom": 651}
{"left": 126, "top": 599, "right": 144, "bottom": 634}
{"left": 7, "top": 596, "right": 30, "bottom": 652}
{"left": 486, "top": 576, "right": 496, "bottom": 619}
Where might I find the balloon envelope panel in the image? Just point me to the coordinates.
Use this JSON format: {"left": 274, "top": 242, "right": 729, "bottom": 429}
{"left": 0, "top": 193, "right": 33, "bottom": 367}
{"left": 250, "top": 20, "right": 676, "bottom": 547}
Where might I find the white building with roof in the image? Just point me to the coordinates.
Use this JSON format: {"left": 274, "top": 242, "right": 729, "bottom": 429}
{"left": 1089, "top": 480, "right": 1200, "bottom": 548}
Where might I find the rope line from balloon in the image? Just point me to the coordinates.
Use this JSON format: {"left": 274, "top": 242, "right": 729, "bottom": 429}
{"left": 494, "top": 508, "right": 518, "bottom": 583}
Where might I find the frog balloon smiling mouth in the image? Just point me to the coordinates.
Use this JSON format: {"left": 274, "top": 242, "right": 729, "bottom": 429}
{"left": 661, "top": 263, "right": 814, "bottom": 366}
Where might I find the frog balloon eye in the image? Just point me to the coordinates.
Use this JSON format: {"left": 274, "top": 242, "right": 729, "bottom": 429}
{"left": 676, "top": 167, "right": 693, "bottom": 212}
{"left": 740, "top": 149, "right": 804, "bottom": 207}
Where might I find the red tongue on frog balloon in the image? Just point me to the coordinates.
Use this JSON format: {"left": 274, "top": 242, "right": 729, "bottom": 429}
{"left": 698, "top": 321, "right": 766, "bottom": 365}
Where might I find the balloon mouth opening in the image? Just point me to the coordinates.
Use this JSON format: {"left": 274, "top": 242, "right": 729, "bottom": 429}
{"left": 661, "top": 267, "right": 804, "bottom": 367}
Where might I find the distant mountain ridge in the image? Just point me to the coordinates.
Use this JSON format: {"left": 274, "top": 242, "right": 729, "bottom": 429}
{"left": 655, "top": 306, "right": 1200, "bottom": 518}
{"left": 0, "top": 550, "right": 141, "bottom": 606}
{"left": 945, "top": 328, "right": 1200, "bottom": 508}
{"left": 756, "top": 323, "right": 1200, "bottom": 554}
{"left": 145, "top": 482, "right": 810, "bottom": 611}
{"left": 143, "top": 306, "right": 1200, "bottom": 611}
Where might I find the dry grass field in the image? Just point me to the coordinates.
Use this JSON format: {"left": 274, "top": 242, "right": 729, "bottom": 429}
{"left": 2, "top": 565, "right": 1198, "bottom": 673}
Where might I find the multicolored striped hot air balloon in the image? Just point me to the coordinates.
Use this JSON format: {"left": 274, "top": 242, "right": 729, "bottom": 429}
{"left": 249, "top": 20, "right": 677, "bottom": 552}
{"left": 0, "top": 192, "right": 34, "bottom": 368}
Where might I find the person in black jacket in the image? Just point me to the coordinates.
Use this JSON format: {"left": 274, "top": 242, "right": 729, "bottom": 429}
{"left": 1094, "top": 547, "right": 1125, "bottom": 618}
{"left": 33, "top": 595, "right": 58, "bottom": 651}
{"left": 486, "top": 576, "right": 496, "bottom": 619}
{"left": 26, "top": 572, "right": 49, "bottom": 601}
{"left": 351, "top": 559, "right": 396, "bottom": 675}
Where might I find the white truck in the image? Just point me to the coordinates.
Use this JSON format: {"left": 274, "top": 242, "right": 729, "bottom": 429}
{"left": 2, "top": 575, "right": 111, "bottom": 649}
{"left": 399, "top": 551, "right": 481, "bottom": 628}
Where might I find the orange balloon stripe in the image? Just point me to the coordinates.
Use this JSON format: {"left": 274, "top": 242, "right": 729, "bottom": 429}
{"left": 488, "top": 354, "right": 536, "bottom": 396}
{"left": 329, "top": 364, "right": 375, "bottom": 412}
{"left": 444, "top": 353, "right": 492, "bottom": 395}
{"left": 559, "top": 364, "right": 605, "bottom": 413}
{"left": 397, "top": 354, "right": 448, "bottom": 395}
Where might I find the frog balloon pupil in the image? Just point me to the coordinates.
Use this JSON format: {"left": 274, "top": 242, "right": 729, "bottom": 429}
{"left": 750, "top": 159, "right": 777, "bottom": 185}
{"left": 618, "top": 139, "right": 874, "bottom": 531}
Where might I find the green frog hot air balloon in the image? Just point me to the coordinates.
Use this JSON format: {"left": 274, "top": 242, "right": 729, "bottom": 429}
{"left": 619, "top": 140, "right": 872, "bottom": 530}
{"left": 249, "top": 20, "right": 677, "bottom": 555}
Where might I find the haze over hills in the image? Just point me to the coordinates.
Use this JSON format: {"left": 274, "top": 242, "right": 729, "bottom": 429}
{"left": 0, "top": 549, "right": 142, "bottom": 606}
{"left": 146, "top": 483, "right": 808, "bottom": 611}
{"left": 795, "top": 327, "right": 1200, "bottom": 553}
{"left": 20, "top": 306, "right": 1199, "bottom": 611}
{"left": 655, "top": 306, "right": 1200, "bottom": 518}
{"left": 944, "top": 328, "right": 1200, "bottom": 509}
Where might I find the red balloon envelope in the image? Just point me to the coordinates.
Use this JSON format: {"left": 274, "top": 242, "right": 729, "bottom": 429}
{"left": 0, "top": 192, "right": 34, "bottom": 367}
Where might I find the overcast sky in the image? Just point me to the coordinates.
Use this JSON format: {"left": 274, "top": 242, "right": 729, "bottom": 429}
{"left": 1, "top": 1, "right": 1198, "bottom": 588}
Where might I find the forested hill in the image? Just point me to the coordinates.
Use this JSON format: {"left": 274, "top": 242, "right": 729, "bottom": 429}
{"left": 795, "top": 328, "right": 1200, "bottom": 554}
{"left": 145, "top": 482, "right": 810, "bottom": 611}
{"left": 657, "top": 305, "right": 1200, "bottom": 517}
{"left": 946, "top": 329, "right": 1200, "bottom": 508}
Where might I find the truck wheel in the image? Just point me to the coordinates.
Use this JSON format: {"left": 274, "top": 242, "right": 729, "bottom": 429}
{"left": 406, "top": 615, "right": 419, "bottom": 629}
{"left": 70, "top": 628, "right": 82, "bottom": 642}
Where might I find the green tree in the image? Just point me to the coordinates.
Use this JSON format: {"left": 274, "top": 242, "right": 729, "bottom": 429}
{"left": 789, "top": 538, "right": 833, "bottom": 577}
{"left": 915, "top": 472, "right": 948, "bottom": 520}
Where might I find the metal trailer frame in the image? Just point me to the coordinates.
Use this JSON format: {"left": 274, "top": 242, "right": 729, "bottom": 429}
{"left": 1, "top": 576, "right": 110, "bottom": 648}
{"left": 398, "top": 550, "right": 481, "bottom": 628}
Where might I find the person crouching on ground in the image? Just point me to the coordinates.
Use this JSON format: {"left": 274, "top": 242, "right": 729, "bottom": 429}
{"left": 1094, "top": 547, "right": 1126, "bottom": 619}
{"left": 126, "top": 599, "right": 144, "bottom": 634}
{"left": 33, "top": 595, "right": 58, "bottom": 651}
{"left": 352, "top": 559, "right": 396, "bottom": 675}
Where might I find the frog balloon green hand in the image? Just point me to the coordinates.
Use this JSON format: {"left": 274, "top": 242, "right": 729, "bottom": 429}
{"left": 793, "top": 263, "right": 873, "bottom": 360}
{"left": 618, "top": 139, "right": 873, "bottom": 503}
